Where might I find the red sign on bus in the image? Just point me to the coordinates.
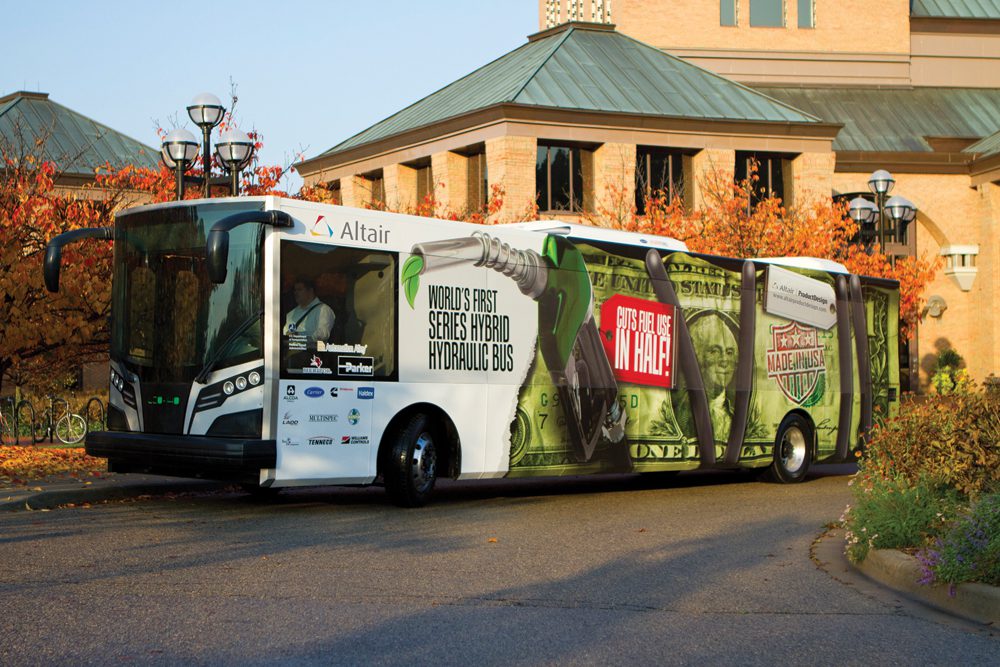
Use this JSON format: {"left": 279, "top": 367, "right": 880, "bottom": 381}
{"left": 599, "top": 294, "right": 676, "bottom": 388}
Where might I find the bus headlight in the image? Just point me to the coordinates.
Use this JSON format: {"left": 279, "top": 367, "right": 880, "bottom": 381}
{"left": 223, "top": 381, "right": 235, "bottom": 395}
{"left": 248, "top": 371, "right": 261, "bottom": 386}
{"left": 235, "top": 376, "right": 248, "bottom": 391}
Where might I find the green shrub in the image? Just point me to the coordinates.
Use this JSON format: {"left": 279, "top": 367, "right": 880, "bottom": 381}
{"left": 844, "top": 475, "right": 961, "bottom": 563}
{"left": 860, "top": 387, "right": 1000, "bottom": 497}
{"left": 919, "top": 493, "right": 1000, "bottom": 587}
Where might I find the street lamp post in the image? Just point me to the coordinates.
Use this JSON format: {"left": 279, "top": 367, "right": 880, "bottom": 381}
{"left": 847, "top": 169, "right": 917, "bottom": 250}
{"left": 160, "top": 93, "right": 256, "bottom": 201}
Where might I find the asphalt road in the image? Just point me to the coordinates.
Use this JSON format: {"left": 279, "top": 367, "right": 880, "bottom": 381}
{"left": 1, "top": 467, "right": 997, "bottom": 665}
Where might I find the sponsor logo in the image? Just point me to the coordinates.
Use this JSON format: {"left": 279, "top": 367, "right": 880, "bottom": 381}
{"left": 309, "top": 414, "right": 338, "bottom": 422}
{"left": 304, "top": 387, "right": 325, "bottom": 398}
{"left": 347, "top": 408, "right": 361, "bottom": 426}
{"left": 281, "top": 412, "right": 299, "bottom": 426}
{"left": 286, "top": 385, "right": 296, "bottom": 396}
{"left": 281, "top": 437, "right": 299, "bottom": 447}
{"left": 338, "top": 355, "right": 374, "bottom": 376}
{"left": 357, "top": 387, "right": 375, "bottom": 400}
{"left": 766, "top": 321, "right": 827, "bottom": 406}
{"left": 341, "top": 436, "right": 350, "bottom": 445}
{"left": 340, "top": 435, "right": 369, "bottom": 445}
{"left": 301, "top": 355, "right": 333, "bottom": 375}
{"left": 329, "top": 387, "right": 338, "bottom": 398}
{"left": 308, "top": 436, "right": 335, "bottom": 446}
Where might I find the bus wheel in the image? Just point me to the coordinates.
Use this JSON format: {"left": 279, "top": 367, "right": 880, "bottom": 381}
{"left": 384, "top": 413, "right": 438, "bottom": 507}
{"left": 765, "top": 414, "right": 811, "bottom": 484}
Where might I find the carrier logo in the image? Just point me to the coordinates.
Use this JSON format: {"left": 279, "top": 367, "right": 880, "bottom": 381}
{"left": 357, "top": 387, "right": 375, "bottom": 400}
{"left": 341, "top": 435, "right": 369, "bottom": 445}
{"left": 308, "top": 436, "right": 335, "bottom": 446}
{"left": 347, "top": 408, "right": 361, "bottom": 425}
{"left": 338, "top": 356, "right": 374, "bottom": 376}
{"left": 766, "top": 321, "right": 827, "bottom": 406}
{"left": 304, "top": 386, "right": 325, "bottom": 398}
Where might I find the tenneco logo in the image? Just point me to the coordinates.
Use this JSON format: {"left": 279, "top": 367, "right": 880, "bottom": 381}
{"left": 357, "top": 387, "right": 375, "bottom": 400}
{"left": 304, "top": 387, "right": 325, "bottom": 398}
{"left": 308, "top": 436, "right": 334, "bottom": 446}
{"left": 338, "top": 356, "right": 374, "bottom": 376}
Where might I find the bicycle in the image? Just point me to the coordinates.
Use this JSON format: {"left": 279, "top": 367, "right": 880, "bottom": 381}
{"left": 0, "top": 397, "right": 13, "bottom": 444}
{"left": 34, "top": 395, "right": 87, "bottom": 446}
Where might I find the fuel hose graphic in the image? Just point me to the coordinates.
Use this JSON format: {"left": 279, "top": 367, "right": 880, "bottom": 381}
{"left": 406, "top": 232, "right": 627, "bottom": 465}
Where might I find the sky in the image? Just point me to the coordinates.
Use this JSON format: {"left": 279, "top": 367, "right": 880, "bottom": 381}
{"left": 4, "top": 0, "right": 539, "bottom": 191}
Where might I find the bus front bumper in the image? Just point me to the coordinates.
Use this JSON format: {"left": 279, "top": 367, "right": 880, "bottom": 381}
{"left": 86, "top": 431, "right": 276, "bottom": 483}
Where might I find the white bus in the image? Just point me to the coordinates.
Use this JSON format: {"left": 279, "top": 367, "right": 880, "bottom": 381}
{"left": 45, "top": 197, "right": 900, "bottom": 506}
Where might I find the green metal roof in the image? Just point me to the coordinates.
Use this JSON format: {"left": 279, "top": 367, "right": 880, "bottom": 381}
{"left": 964, "top": 129, "right": 1000, "bottom": 156}
{"left": 320, "top": 24, "right": 820, "bottom": 157}
{"left": 0, "top": 91, "right": 158, "bottom": 176}
{"left": 759, "top": 87, "right": 1000, "bottom": 152}
{"left": 912, "top": 0, "right": 1000, "bottom": 19}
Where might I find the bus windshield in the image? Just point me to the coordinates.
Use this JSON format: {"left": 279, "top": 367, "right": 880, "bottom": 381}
{"left": 110, "top": 201, "right": 265, "bottom": 383}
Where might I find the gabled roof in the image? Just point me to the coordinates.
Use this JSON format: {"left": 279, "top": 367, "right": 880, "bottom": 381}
{"left": 317, "top": 23, "right": 821, "bottom": 159}
{"left": 760, "top": 87, "right": 1000, "bottom": 152}
{"left": 965, "top": 129, "right": 1000, "bottom": 157}
{"left": 0, "top": 91, "right": 158, "bottom": 177}
{"left": 911, "top": 0, "right": 1000, "bottom": 19}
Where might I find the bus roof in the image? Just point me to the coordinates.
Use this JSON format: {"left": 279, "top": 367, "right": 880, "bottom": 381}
{"left": 509, "top": 221, "right": 688, "bottom": 252}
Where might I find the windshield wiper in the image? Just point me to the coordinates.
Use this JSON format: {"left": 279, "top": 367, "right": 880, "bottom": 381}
{"left": 194, "top": 309, "right": 263, "bottom": 384}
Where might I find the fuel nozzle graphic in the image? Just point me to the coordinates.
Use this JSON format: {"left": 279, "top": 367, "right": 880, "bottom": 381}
{"left": 406, "top": 232, "right": 626, "bottom": 464}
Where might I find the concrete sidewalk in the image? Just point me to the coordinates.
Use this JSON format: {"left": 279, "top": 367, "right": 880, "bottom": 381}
{"left": 0, "top": 474, "right": 228, "bottom": 512}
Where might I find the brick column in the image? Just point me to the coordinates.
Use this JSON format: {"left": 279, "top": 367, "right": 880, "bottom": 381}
{"left": 340, "top": 175, "right": 373, "bottom": 209}
{"left": 431, "top": 151, "right": 469, "bottom": 214}
{"left": 687, "top": 148, "right": 735, "bottom": 211}
{"left": 590, "top": 142, "right": 636, "bottom": 225}
{"left": 787, "top": 151, "right": 835, "bottom": 209}
{"left": 383, "top": 163, "right": 417, "bottom": 211}
{"left": 486, "top": 136, "right": 537, "bottom": 222}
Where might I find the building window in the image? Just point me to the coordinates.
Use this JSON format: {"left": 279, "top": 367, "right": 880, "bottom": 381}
{"left": 592, "top": 0, "right": 611, "bottom": 23}
{"left": 735, "top": 152, "right": 787, "bottom": 208}
{"left": 797, "top": 0, "right": 814, "bottom": 27}
{"left": 545, "top": 0, "right": 559, "bottom": 29}
{"left": 366, "top": 173, "right": 385, "bottom": 207}
{"left": 537, "top": 144, "right": 583, "bottom": 213}
{"left": 720, "top": 0, "right": 737, "bottom": 26}
{"left": 635, "top": 147, "right": 684, "bottom": 215}
{"left": 467, "top": 151, "right": 489, "bottom": 212}
{"left": 416, "top": 164, "right": 433, "bottom": 203}
{"left": 750, "top": 0, "right": 784, "bottom": 27}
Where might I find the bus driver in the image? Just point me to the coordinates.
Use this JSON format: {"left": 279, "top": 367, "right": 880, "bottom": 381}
{"left": 283, "top": 276, "right": 336, "bottom": 343}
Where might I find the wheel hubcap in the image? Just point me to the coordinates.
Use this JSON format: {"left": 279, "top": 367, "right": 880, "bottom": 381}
{"left": 411, "top": 432, "right": 436, "bottom": 490}
{"left": 780, "top": 426, "right": 807, "bottom": 472}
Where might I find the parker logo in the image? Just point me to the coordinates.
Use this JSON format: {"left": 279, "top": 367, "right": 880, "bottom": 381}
{"left": 357, "top": 387, "right": 375, "bottom": 400}
{"left": 766, "top": 321, "right": 827, "bottom": 406}
{"left": 308, "top": 436, "right": 334, "bottom": 446}
{"left": 338, "top": 355, "right": 374, "bottom": 376}
{"left": 304, "top": 387, "right": 325, "bottom": 398}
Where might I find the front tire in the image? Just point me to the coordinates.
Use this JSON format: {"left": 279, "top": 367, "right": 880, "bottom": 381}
{"left": 56, "top": 414, "right": 87, "bottom": 445}
{"left": 384, "top": 413, "right": 438, "bottom": 507}
{"left": 764, "top": 414, "right": 812, "bottom": 483}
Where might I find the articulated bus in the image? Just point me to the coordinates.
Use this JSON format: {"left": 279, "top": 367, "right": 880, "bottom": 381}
{"left": 45, "top": 197, "right": 899, "bottom": 506}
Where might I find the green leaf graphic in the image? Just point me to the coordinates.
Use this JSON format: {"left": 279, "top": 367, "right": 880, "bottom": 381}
{"left": 401, "top": 255, "right": 424, "bottom": 308}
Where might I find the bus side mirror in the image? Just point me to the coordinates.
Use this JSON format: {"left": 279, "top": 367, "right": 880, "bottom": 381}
{"left": 205, "top": 209, "right": 294, "bottom": 284}
{"left": 44, "top": 227, "right": 114, "bottom": 293}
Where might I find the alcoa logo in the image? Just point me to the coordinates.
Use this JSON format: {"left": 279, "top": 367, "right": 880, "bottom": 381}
{"left": 304, "top": 387, "right": 324, "bottom": 398}
{"left": 357, "top": 387, "right": 375, "bottom": 400}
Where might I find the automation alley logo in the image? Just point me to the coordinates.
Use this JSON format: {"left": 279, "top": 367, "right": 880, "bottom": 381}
{"left": 766, "top": 321, "right": 827, "bottom": 406}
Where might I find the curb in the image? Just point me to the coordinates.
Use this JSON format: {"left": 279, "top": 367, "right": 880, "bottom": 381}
{"left": 0, "top": 477, "right": 228, "bottom": 512}
{"left": 855, "top": 548, "right": 1000, "bottom": 626}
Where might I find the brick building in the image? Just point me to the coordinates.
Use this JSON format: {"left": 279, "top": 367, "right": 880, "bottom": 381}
{"left": 296, "top": 1, "right": 1000, "bottom": 389}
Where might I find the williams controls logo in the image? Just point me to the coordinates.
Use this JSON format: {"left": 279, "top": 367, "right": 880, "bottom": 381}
{"left": 347, "top": 408, "right": 361, "bottom": 426}
{"left": 341, "top": 435, "right": 370, "bottom": 445}
{"left": 357, "top": 387, "right": 375, "bottom": 400}
{"left": 338, "top": 356, "right": 374, "bottom": 376}
{"left": 304, "top": 387, "right": 325, "bottom": 398}
{"left": 766, "top": 321, "right": 827, "bottom": 406}
{"left": 308, "top": 436, "right": 334, "bottom": 446}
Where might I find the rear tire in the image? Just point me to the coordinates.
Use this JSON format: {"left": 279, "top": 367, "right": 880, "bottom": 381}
{"left": 764, "top": 414, "right": 812, "bottom": 484}
{"left": 384, "top": 413, "right": 438, "bottom": 508}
